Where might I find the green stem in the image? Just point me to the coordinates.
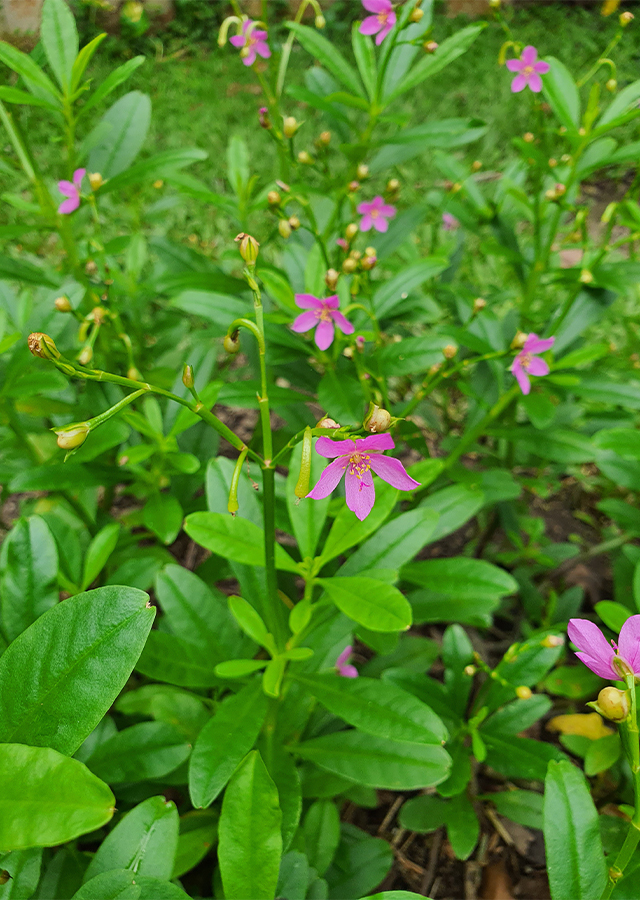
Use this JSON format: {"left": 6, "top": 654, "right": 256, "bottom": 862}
{"left": 444, "top": 384, "right": 519, "bottom": 470}
{"left": 261, "top": 465, "right": 287, "bottom": 648}
{"left": 402, "top": 350, "right": 509, "bottom": 418}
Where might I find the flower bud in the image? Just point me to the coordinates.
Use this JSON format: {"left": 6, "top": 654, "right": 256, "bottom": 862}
{"left": 464, "top": 665, "right": 477, "bottom": 676}
{"left": 54, "top": 295, "right": 72, "bottom": 312}
{"left": 523, "top": 131, "right": 535, "bottom": 143}
{"left": 182, "top": 364, "right": 194, "bottom": 389}
{"left": 279, "top": 219, "right": 292, "bottom": 239}
{"left": 542, "top": 634, "right": 564, "bottom": 648}
{"left": 78, "top": 346, "right": 93, "bottom": 366}
{"left": 423, "top": 40, "right": 438, "bottom": 53}
{"left": 428, "top": 362, "right": 441, "bottom": 376}
{"left": 548, "top": 157, "right": 557, "bottom": 168}
{"left": 317, "top": 416, "right": 340, "bottom": 429}
{"left": 315, "top": 14, "right": 325, "bottom": 28}
{"left": 350, "top": 249, "right": 362, "bottom": 261}
{"left": 224, "top": 333, "right": 240, "bottom": 354}
{"left": 288, "top": 215, "right": 301, "bottom": 230}
{"left": 355, "top": 335, "right": 365, "bottom": 352}
{"left": 356, "top": 164, "right": 369, "bottom": 180}
{"left": 489, "top": 0, "right": 501, "bottom": 7}
{"left": 361, "top": 254, "right": 377, "bottom": 271}
{"left": 295, "top": 426, "right": 313, "bottom": 499}
{"left": 319, "top": 130, "right": 331, "bottom": 145}
{"left": 345, "top": 223, "right": 358, "bottom": 241}
{"left": 268, "top": 190, "right": 281, "bottom": 206}
{"left": 511, "top": 331, "right": 527, "bottom": 349}
{"left": 28, "top": 332, "right": 60, "bottom": 360}
{"left": 342, "top": 258, "right": 358, "bottom": 274}
{"left": 410, "top": 7, "right": 424, "bottom": 22}
{"left": 365, "top": 246, "right": 377, "bottom": 257}
{"left": 348, "top": 180, "right": 360, "bottom": 192}
{"left": 54, "top": 422, "right": 90, "bottom": 450}
{"left": 471, "top": 160, "right": 482, "bottom": 172}
{"left": 283, "top": 116, "right": 299, "bottom": 139}
{"left": 442, "top": 344, "right": 457, "bottom": 360}
{"left": 554, "top": 182, "right": 566, "bottom": 196}
{"left": 579, "top": 268, "right": 594, "bottom": 284}
{"left": 88, "top": 171, "right": 104, "bottom": 191}
{"left": 85, "top": 260, "right": 98, "bottom": 276}
{"left": 325, "top": 268, "right": 339, "bottom": 291}
{"left": 259, "top": 106, "right": 271, "bottom": 129}
{"left": 606, "top": 78, "right": 617, "bottom": 92}
{"left": 598, "top": 686, "right": 630, "bottom": 721}
{"left": 364, "top": 403, "right": 392, "bottom": 433}
{"left": 127, "top": 366, "right": 142, "bottom": 381}
{"left": 515, "top": 685, "right": 532, "bottom": 700}
{"left": 153, "top": 179, "right": 163, "bottom": 189}
{"left": 386, "top": 178, "right": 400, "bottom": 193}
{"left": 234, "top": 232, "right": 260, "bottom": 263}
{"left": 298, "top": 150, "right": 313, "bottom": 165}
{"left": 620, "top": 11, "right": 634, "bottom": 25}
{"left": 336, "top": 238, "right": 349, "bottom": 251}
{"left": 473, "top": 297, "right": 486, "bottom": 313}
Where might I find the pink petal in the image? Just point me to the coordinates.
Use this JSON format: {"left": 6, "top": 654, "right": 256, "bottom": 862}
{"left": 339, "top": 663, "right": 359, "bottom": 678}
{"left": 357, "top": 201, "right": 373, "bottom": 214}
{"left": 316, "top": 437, "right": 356, "bottom": 458}
{"left": 359, "top": 16, "right": 382, "bottom": 35}
{"left": 336, "top": 645, "right": 352, "bottom": 668}
{"left": 253, "top": 29, "right": 268, "bottom": 40}
{"left": 58, "top": 196, "right": 79, "bottom": 214}
{"left": 73, "top": 168, "right": 86, "bottom": 188}
{"left": 229, "top": 35, "right": 245, "bottom": 47}
{"left": 369, "top": 454, "right": 421, "bottom": 491}
{"left": 534, "top": 60, "right": 550, "bottom": 74}
{"left": 242, "top": 49, "right": 256, "bottom": 66}
{"left": 363, "top": 0, "right": 391, "bottom": 11}
{"left": 370, "top": 196, "right": 385, "bottom": 209}
{"left": 618, "top": 615, "right": 640, "bottom": 674}
{"left": 345, "top": 468, "right": 375, "bottom": 521}
{"left": 359, "top": 215, "right": 373, "bottom": 232}
{"left": 241, "top": 20, "right": 251, "bottom": 34}
{"left": 291, "top": 310, "right": 319, "bottom": 333}
{"left": 58, "top": 180, "right": 76, "bottom": 198}
{"left": 315, "top": 318, "right": 335, "bottom": 351}
{"left": 525, "top": 357, "right": 549, "bottom": 377}
{"left": 526, "top": 335, "right": 555, "bottom": 354}
{"left": 506, "top": 58, "right": 523, "bottom": 73}
{"left": 511, "top": 359, "right": 530, "bottom": 395}
{"left": 375, "top": 25, "right": 391, "bottom": 45}
{"left": 295, "top": 293, "right": 323, "bottom": 310}
{"left": 356, "top": 434, "right": 395, "bottom": 452}
{"left": 528, "top": 72, "right": 543, "bottom": 93}
{"left": 331, "top": 310, "right": 354, "bottom": 335}
{"left": 323, "top": 295, "right": 340, "bottom": 309}
{"left": 379, "top": 204, "right": 396, "bottom": 218}
{"left": 511, "top": 74, "right": 528, "bottom": 93}
{"left": 256, "top": 42, "right": 271, "bottom": 59}
{"left": 575, "top": 650, "right": 618, "bottom": 681}
{"left": 373, "top": 216, "right": 389, "bottom": 233}
{"left": 521, "top": 45, "right": 538, "bottom": 66}
{"left": 307, "top": 457, "right": 347, "bottom": 499}
{"left": 568, "top": 619, "right": 613, "bottom": 664}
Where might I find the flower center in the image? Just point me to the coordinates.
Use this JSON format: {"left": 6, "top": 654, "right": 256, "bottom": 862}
{"left": 523, "top": 65, "right": 534, "bottom": 75}
{"left": 317, "top": 308, "right": 332, "bottom": 322}
{"left": 348, "top": 452, "right": 371, "bottom": 480}
{"left": 370, "top": 209, "right": 379, "bottom": 218}
{"left": 377, "top": 12, "right": 389, "bottom": 24}
{"left": 520, "top": 352, "right": 533, "bottom": 369}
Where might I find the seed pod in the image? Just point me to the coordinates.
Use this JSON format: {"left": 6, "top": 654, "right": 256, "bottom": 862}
{"left": 295, "top": 427, "right": 313, "bottom": 499}
{"left": 55, "top": 423, "right": 90, "bottom": 450}
{"left": 283, "top": 116, "right": 299, "bottom": 139}
{"left": 224, "top": 333, "right": 240, "bottom": 354}
{"left": 364, "top": 404, "right": 392, "bottom": 433}
{"left": 234, "top": 233, "right": 260, "bottom": 263}
{"left": 279, "top": 219, "right": 292, "bottom": 239}
{"left": 598, "top": 686, "right": 630, "bottom": 721}
{"left": 182, "top": 364, "right": 195, "bottom": 389}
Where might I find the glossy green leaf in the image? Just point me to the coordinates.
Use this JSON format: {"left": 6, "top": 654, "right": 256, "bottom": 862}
{"left": 484, "top": 733, "right": 565, "bottom": 781}
{"left": 142, "top": 493, "right": 183, "bottom": 545}
{"left": 87, "top": 91, "right": 151, "bottom": 178}
{"left": 83, "top": 796, "right": 178, "bottom": 883}
{"left": 303, "top": 799, "right": 340, "bottom": 877}
{"left": 286, "top": 22, "right": 364, "bottom": 97}
{"left": 184, "top": 512, "right": 299, "bottom": 572}
{"left": 0, "top": 86, "right": 58, "bottom": 109}
{"left": 0, "top": 743, "right": 114, "bottom": 853}
{"left": 218, "top": 750, "right": 282, "bottom": 900}
{"left": 318, "top": 577, "right": 412, "bottom": 632}
{"left": 81, "top": 522, "right": 120, "bottom": 591}
{"left": 172, "top": 810, "right": 218, "bottom": 879}
{"left": 72, "top": 869, "right": 188, "bottom": 899}
{"left": 584, "top": 733, "right": 621, "bottom": 777}
{"left": 0, "top": 586, "right": 155, "bottom": 754}
{"left": 263, "top": 747, "right": 301, "bottom": 854}
{"left": 542, "top": 57, "right": 580, "bottom": 131}
{"left": 544, "top": 759, "right": 607, "bottom": 900}
{"left": 339, "top": 508, "right": 438, "bottom": 577}
{"left": 325, "top": 823, "right": 392, "bottom": 899}
{"left": 0, "top": 516, "right": 58, "bottom": 641}
{"left": 402, "top": 557, "right": 517, "bottom": 600}
{"left": 292, "top": 731, "right": 450, "bottom": 790}
{"left": 594, "top": 428, "right": 640, "bottom": 460}
{"left": 292, "top": 673, "right": 447, "bottom": 743}
{"left": 189, "top": 681, "right": 268, "bottom": 808}
{"left": 41, "top": 0, "right": 78, "bottom": 91}
{"left": 595, "top": 600, "right": 631, "bottom": 632}
{"left": 115, "top": 684, "right": 209, "bottom": 741}
{"left": 488, "top": 789, "right": 543, "bottom": 831}
{"left": 135, "top": 631, "right": 219, "bottom": 688}
{"left": 86, "top": 722, "right": 190, "bottom": 784}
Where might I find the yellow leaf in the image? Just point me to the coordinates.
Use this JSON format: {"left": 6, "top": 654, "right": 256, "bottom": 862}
{"left": 547, "top": 713, "right": 614, "bottom": 740}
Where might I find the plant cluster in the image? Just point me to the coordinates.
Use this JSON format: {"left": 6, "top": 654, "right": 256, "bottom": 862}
{"left": 1, "top": 0, "right": 640, "bottom": 897}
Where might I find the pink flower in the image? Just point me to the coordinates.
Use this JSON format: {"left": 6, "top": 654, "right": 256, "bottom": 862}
{"left": 506, "top": 46, "right": 550, "bottom": 93}
{"left": 442, "top": 212, "right": 459, "bottom": 231}
{"left": 336, "top": 645, "right": 358, "bottom": 678}
{"left": 307, "top": 434, "right": 420, "bottom": 521}
{"left": 291, "top": 293, "right": 354, "bottom": 351}
{"left": 510, "top": 333, "right": 555, "bottom": 395}
{"left": 357, "top": 196, "right": 396, "bottom": 233}
{"left": 359, "top": 0, "right": 396, "bottom": 45}
{"left": 57, "top": 168, "right": 86, "bottom": 215}
{"left": 336, "top": 238, "right": 349, "bottom": 251}
{"left": 229, "top": 20, "right": 271, "bottom": 67}
{"left": 568, "top": 616, "right": 640, "bottom": 680}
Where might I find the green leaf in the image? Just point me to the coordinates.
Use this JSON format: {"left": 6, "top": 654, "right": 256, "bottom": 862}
{"left": 326, "top": 824, "right": 393, "bottom": 900}
{"left": 484, "top": 733, "right": 565, "bottom": 781}
{"left": 292, "top": 673, "right": 447, "bottom": 744}
{"left": 370, "top": 118, "right": 487, "bottom": 173}
{"left": 318, "top": 577, "right": 412, "bottom": 632}
{"left": 142, "top": 493, "right": 183, "bottom": 545}
{"left": 303, "top": 799, "right": 340, "bottom": 876}
{"left": 72, "top": 870, "right": 188, "bottom": 899}
{"left": 598, "top": 79, "right": 640, "bottom": 128}
{"left": 544, "top": 759, "right": 607, "bottom": 900}
{"left": 383, "top": 24, "right": 485, "bottom": 105}
{"left": 584, "top": 733, "right": 621, "bottom": 777}
{"left": 291, "top": 731, "right": 451, "bottom": 790}
{"left": 317, "top": 369, "right": 366, "bottom": 426}
{"left": 0, "top": 254, "right": 59, "bottom": 287}
{"left": 98, "top": 148, "right": 208, "bottom": 195}
{"left": 488, "top": 789, "right": 543, "bottom": 831}
{"left": 287, "top": 438, "right": 331, "bottom": 559}
{"left": 83, "top": 796, "right": 178, "bottom": 883}
{"left": 543, "top": 665, "right": 604, "bottom": 700}
{"left": 87, "top": 91, "right": 151, "bottom": 178}
{"left": 228, "top": 596, "right": 272, "bottom": 652}
{"left": 172, "top": 810, "right": 218, "bottom": 879}
{"left": 373, "top": 259, "right": 448, "bottom": 319}
{"left": 594, "top": 600, "right": 631, "bottom": 632}
{"left": 0, "top": 516, "right": 58, "bottom": 641}
{"left": 0, "top": 586, "right": 155, "bottom": 754}
{"left": 41, "top": 0, "right": 78, "bottom": 92}
{"left": 541, "top": 57, "right": 580, "bottom": 131}
{"left": 351, "top": 23, "right": 377, "bottom": 102}
{"left": 286, "top": 22, "right": 364, "bottom": 98}
{"left": 446, "top": 793, "right": 479, "bottom": 860}
{"left": 79, "top": 56, "right": 145, "bottom": 117}
{"left": 594, "top": 428, "right": 640, "bottom": 460}
{"left": 338, "top": 508, "right": 438, "bottom": 577}
{"left": 402, "top": 557, "right": 517, "bottom": 601}
{"left": 85, "top": 722, "right": 190, "bottom": 784}
{"left": 184, "top": 512, "right": 299, "bottom": 572}
{"left": 81, "top": 522, "right": 120, "bottom": 591}
{"left": 70, "top": 32, "right": 106, "bottom": 93}
{"left": 189, "top": 681, "right": 268, "bottom": 809}
{"left": 399, "top": 794, "right": 448, "bottom": 833}
{"left": 218, "top": 750, "right": 282, "bottom": 900}
{"left": 135, "top": 631, "right": 220, "bottom": 688}
{"left": 0, "top": 86, "right": 59, "bottom": 109}
{"left": 320, "top": 482, "right": 398, "bottom": 563}
{"left": 0, "top": 41, "right": 61, "bottom": 104}
{"left": 0, "top": 743, "right": 114, "bottom": 853}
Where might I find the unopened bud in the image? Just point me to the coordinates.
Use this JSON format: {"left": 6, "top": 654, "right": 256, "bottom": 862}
{"left": 298, "top": 151, "right": 313, "bottom": 165}
{"left": 356, "top": 164, "right": 369, "bottom": 180}
{"left": 364, "top": 404, "right": 392, "bottom": 433}
{"left": 606, "top": 78, "right": 617, "bottom": 93}
{"left": 85, "top": 260, "right": 98, "bottom": 276}
{"left": 523, "top": 132, "right": 535, "bottom": 143}
{"left": 224, "top": 333, "right": 240, "bottom": 354}
{"left": 288, "top": 215, "right": 301, "bottom": 230}
{"left": 317, "top": 416, "right": 340, "bottom": 429}
{"left": 279, "top": 219, "right": 292, "bottom": 239}
{"left": 350, "top": 249, "right": 362, "bottom": 261}
{"left": 315, "top": 14, "right": 325, "bottom": 28}
{"left": 28, "top": 332, "right": 60, "bottom": 360}
{"left": 442, "top": 344, "right": 457, "bottom": 360}
{"left": 234, "top": 232, "right": 260, "bottom": 263}
{"left": 283, "top": 116, "right": 299, "bottom": 139}
{"left": 542, "top": 634, "right": 564, "bottom": 648}
{"left": 471, "top": 160, "right": 482, "bottom": 172}
{"left": 361, "top": 255, "right": 377, "bottom": 271}
{"left": 54, "top": 295, "right": 72, "bottom": 312}
{"left": 464, "top": 665, "right": 477, "bottom": 676}
{"left": 153, "top": 179, "right": 163, "bottom": 189}
{"left": 78, "top": 346, "right": 93, "bottom": 366}
{"left": 355, "top": 335, "right": 365, "bottom": 351}
{"left": 325, "top": 268, "right": 339, "bottom": 291}
{"left": 579, "top": 268, "right": 594, "bottom": 284}
{"left": 55, "top": 422, "right": 90, "bottom": 450}
{"left": 268, "top": 190, "right": 281, "bottom": 206}
{"left": 342, "top": 258, "right": 358, "bottom": 274}
{"left": 365, "top": 246, "right": 376, "bottom": 257}
{"left": 554, "top": 183, "right": 566, "bottom": 196}
{"left": 450, "top": 182, "right": 462, "bottom": 193}
{"left": 348, "top": 180, "right": 360, "bottom": 192}
{"left": 620, "top": 11, "right": 634, "bottom": 25}
{"left": 345, "top": 223, "right": 358, "bottom": 241}
{"left": 386, "top": 178, "right": 400, "bottom": 193}
{"left": 598, "top": 686, "right": 630, "bottom": 721}
{"left": 259, "top": 106, "right": 271, "bottom": 129}
{"left": 511, "top": 331, "right": 527, "bottom": 349}
{"left": 319, "top": 130, "right": 331, "bottom": 145}
{"left": 423, "top": 40, "right": 438, "bottom": 53}
{"left": 548, "top": 157, "right": 557, "bottom": 168}
{"left": 473, "top": 297, "right": 486, "bottom": 313}
{"left": 182, "top": 364, "right": 194, "bottom": 389}
{"left": 88, "top": 172, "right": 104, "bottom": 191}
{"left": 410, "top": 6, "right": 424, "bottom": 21}
{"left": 515, "top": 685, "right": 532, "bottom": 700}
